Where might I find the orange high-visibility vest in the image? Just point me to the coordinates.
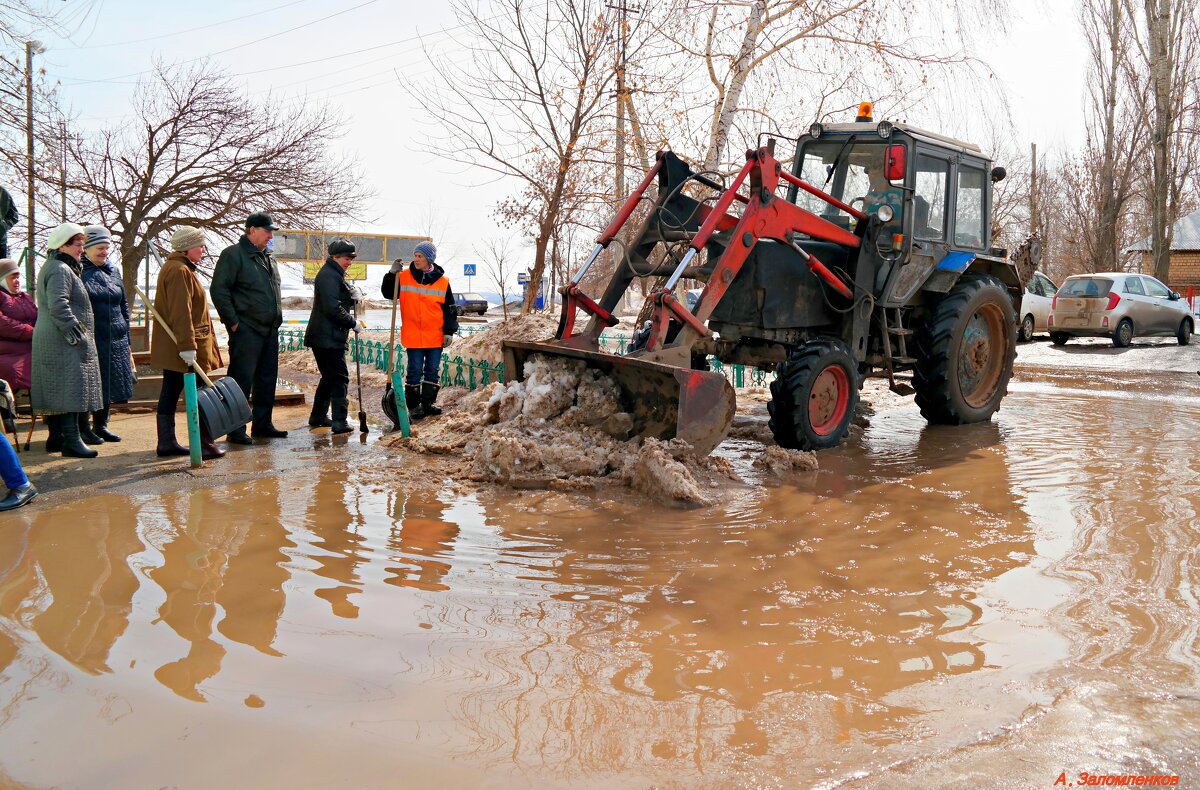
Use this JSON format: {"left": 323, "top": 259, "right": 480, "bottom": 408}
{"left": 398, "top": 268, "right": 448, "bottom": 348}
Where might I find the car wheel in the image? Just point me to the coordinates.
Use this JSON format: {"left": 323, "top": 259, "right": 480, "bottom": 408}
{"left": 1050, "top": 332, "right": 1070, "bottom": 346}
{"left": 1112, "top": 318, "right": 1134, "bottom": 348}
{"left": 1019, "top": 314, "right": 1035, "bottom": 342}
{"left": 1178, "top": 318, "right": 1193, "bottom": 346}
{"left": 913, "top": 274, "right": 1016, "bottom": 425}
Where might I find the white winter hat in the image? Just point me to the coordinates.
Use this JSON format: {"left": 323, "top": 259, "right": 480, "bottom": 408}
{"left": 47, "top": 222, "right": 86, "bottom": 250}
{"left": 171, "top": 226, "right": 207, "bottom": 252}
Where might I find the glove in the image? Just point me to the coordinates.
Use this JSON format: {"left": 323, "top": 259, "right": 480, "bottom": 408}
{"left": 443, "top": 334, "right": 453, "bottom": 348}
{"left": 354, "top": 319, "right": 367, "bottom": 333}
{"left": 349, "top": 286, "right": 364, "bottom": 304}
{"left": 389, "top": 259, "right": 404, "bottom": 273}
{"left": 64, "top": 322, "right": 85, "bottom": 346}
{"left": 179, "top": 350, "right": 197, "bottom": 367}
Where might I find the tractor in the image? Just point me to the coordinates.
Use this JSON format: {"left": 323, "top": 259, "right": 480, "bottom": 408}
{"left": 503, "top": 102, "right": 1019, "bottom": 454}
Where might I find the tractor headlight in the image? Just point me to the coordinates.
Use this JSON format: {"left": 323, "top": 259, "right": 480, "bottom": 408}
{"left": 809, "top": 123, "right": 824, "bottom": 138}
{"left": 876, "top": 204, "right": 895, "bottom": 223}
{"left": 876, "top": 121, "right": 893, "bottom": 139}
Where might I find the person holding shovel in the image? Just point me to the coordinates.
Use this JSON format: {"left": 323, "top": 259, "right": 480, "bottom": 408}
{"left": 381, "top": 241, "right": 457, "bottom": 420}
{"left": 304, "top": 239, "right": 359, "bottom": 434}
{"left": 150, "top": 226, "right": 225, "bottom": 460}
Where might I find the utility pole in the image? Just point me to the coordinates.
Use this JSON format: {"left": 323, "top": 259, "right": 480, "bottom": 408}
{"left": 24, "top": 40, "right": 45, "bottom": 288}
{"left": 606, "top": 1, "right": 639, "bottom": 211}
{"left": 1029, "top": 142, "right": 1038, "bottom": 235}
{"left": 59, "top": 120, "right": 68, "bottom": 220}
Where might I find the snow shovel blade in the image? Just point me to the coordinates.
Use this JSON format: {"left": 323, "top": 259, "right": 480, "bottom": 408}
{"left": 503, "top": 340, "right": 736, "bottom": 456}
{"left": 195, "top": 376, "right": 251, "bottom": 438}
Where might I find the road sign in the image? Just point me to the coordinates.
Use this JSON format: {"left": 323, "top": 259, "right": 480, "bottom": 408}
{"left": 464, "top": 263, "right": 476, "bottom": 276}
{"left": 517, "top": 272, "right": 529, "bottom": 284}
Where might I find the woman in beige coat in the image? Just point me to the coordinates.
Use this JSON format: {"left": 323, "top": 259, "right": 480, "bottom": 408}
{"left": 151, "top": 226, "right": 224, "bottom": 460}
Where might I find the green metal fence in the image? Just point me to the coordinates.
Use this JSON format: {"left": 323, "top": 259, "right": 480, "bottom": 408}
{"left": 278, "top": 327, "right": 772, "bottom": 393}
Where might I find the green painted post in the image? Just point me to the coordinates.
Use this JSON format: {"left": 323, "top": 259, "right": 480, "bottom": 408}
{"left": 183, "top": 371, "right": 202, "bottom": 468}
{"left": 392, "top": 370, "right": 410, "bottom": 437}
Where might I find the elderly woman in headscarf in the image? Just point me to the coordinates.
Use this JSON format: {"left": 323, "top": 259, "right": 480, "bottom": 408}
{"left": 80, "top": 225, "right": 135, "bottom": 442}
{"left": 150, "top": 225, "right": 224, "bottom": 460}
{"left": 31, "top": 222, "right": 104, "bottom": 458}
{"left": 0, "top": 257, "right": 37, "bottom": 392}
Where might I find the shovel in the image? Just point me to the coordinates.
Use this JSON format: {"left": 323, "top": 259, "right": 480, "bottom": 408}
{"left": 352, "top": 302, "right": 368, "bottom": 435}
{"left": 381, "top": 268, "right": 411, "bottom": 436}
{"left": 132, "top": 285, "right": 252, "bottom": 462}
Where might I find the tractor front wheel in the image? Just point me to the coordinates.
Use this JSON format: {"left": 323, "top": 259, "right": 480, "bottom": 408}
{"left": 768, "top": 339, "right": 859, "bottom": 451}
{"left": 913, "top": 274, "right": 1016, "bottom": 425}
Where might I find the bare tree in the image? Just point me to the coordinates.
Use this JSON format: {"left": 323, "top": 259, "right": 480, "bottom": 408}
{"left": 477, "top": 236, "right": 515, "bottom": 320}
{"left": 67, "top": 61, "right": 370, "bottom": 296}
{"left": 1127, "top": 0, "right": 1200, "bottom": 282}
{"left": 410, "top": 0, "right": 617, "bottom": 315}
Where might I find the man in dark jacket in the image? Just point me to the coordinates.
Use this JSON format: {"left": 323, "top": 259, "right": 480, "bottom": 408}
{"left": 304, "top": 239, "right": 358, "bottom": 434}
{"left": 0, "top": 185, "right": 17, "bottom": 259}
{"left": 210, "top": 212, "right": 287, "bottom": 443}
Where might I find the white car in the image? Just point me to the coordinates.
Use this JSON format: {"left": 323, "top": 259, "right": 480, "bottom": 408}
{"left": 1018, "top": 271, "right": 1058, "bottom": 342}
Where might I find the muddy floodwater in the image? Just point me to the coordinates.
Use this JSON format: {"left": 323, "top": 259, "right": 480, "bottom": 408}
{"left": 1, "top": 352, "right": 1199, "bottom": 788}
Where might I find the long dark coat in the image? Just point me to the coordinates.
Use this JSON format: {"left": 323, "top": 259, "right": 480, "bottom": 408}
{"left": 81, "top": 256, "right": 134, "bottom": 404}
{"left": 304, "top": 258, "right": 356, "bottom": 350}
{"left": 31, "top": 251, "right": 103, "bottom": 414}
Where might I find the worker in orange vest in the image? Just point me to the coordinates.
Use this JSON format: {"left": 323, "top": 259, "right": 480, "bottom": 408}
{"left": 381, "top": 241, "right": 458, "bottom": 420}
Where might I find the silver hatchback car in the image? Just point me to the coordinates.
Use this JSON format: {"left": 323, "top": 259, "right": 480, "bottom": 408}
{"left": 1048, "top": 272, "right": 1195, "bottom": 347}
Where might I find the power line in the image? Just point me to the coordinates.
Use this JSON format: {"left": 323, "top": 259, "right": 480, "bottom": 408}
{"left": 57, "top": 0, "right": 382, "bottom": 85}
{"left": 66, "top": 0, "right": 315, "bottom": 50}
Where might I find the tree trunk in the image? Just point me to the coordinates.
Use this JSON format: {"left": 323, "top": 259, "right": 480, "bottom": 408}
{"left": 703, "top": 0, "right": 765, "bottom": 171}
{"left": 1144, "top": 0, "right": 1174, "bottom": 283}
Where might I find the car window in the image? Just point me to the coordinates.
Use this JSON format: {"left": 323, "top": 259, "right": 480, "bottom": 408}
{"left": 1059, "top": 278, "right": 1113, "bottom": 297}
{"left": 914, "top": 154, "right": 949, "bottom": 241}
{"left": 1142, "top": 277, "right": 1172, "bottom": 298}
{"left": 463, "top": 293, "right": 485, "bottom": 300}
{"left": 1026, "top": 279, "right": 1041, "bottom": 296}
{"left": 953, "top": 165, "right": 986, "bottom": 248}
{"left": 1038, "top": 275, "right": 1058, "bottom": 295}
{"left": 1122, "top": 277, "right": 1145, "bottom": 296}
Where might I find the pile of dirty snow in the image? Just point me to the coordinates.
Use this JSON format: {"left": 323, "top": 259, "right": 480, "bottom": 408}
{"left": 383, "top": 354, "right": 738, "bottom": 506}
{"left": 449, "top": 314, "right": 560, "bottom": 365}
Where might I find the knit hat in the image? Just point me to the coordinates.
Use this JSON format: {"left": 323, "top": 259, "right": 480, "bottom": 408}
{"left": 47, "top": 222, "right": 86, "bottom": 251}
{"left": 414, "top": 241, "right": 437, "bottom": 264}
{"left": 83, "top": 225, "right": 112, "bottom": 248}
{"left": 171, "top": 225, "right": 207, "bottom": 252}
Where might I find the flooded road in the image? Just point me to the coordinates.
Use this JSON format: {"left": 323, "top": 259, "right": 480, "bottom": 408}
{"left": 1, "top": 346, "right": 1199, "bottom": 788}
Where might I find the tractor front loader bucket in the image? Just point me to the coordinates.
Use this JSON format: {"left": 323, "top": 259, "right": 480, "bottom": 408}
{"left": 503, "top": 340, "right": 736, "bottom": 456}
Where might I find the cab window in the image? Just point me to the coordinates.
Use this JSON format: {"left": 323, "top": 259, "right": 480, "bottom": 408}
{"left": 913, "top": 154, "right": 949, "bottom": 241}
{"left": 954, "top": 165, "right": 986, "bottom": 248}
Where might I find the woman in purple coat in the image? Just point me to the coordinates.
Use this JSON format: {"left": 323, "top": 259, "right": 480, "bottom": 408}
{"left": 0, "top": 257, "right": 36, "bottom": 391}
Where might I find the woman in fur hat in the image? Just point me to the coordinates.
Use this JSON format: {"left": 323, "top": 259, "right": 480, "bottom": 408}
{"left": 0, "top": 258, "right": 36, "bottom": 392}
{"left": 80, "top": 225, "right": 135, "bottom": 442}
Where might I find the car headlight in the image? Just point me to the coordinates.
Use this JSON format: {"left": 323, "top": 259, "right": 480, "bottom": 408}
{"left": 809, "top": 123, "right": 824, "bottom": 138}
{"left": 876, "top": 204, "right": 894, "bottom": 222}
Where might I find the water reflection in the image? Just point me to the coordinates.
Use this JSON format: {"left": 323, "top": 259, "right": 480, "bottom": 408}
{"left": 304, "top": 464, "right": 367, "bottom": 619}
{"left": 438, "top": 421, "right": 1032, "bottom": 771}
{"left": 149, "top": 481, "right": 292, "bottom": 701}
{"left": 384, "top": 490, "right": 460, "bottom": 592}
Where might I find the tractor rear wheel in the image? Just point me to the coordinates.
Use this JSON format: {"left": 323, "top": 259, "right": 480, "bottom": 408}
{"left": 913, "top": 274, "right": 1016, "bottom": 425}
{"left": 768, "top": 339, "right": 859, "bottom": 451}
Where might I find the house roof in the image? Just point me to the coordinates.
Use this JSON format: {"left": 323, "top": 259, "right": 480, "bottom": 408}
{"left": 1128, "top": 207, "right": 1200, "bottom": 251}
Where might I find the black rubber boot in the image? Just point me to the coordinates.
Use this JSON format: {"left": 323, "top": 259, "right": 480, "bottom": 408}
{"left": 330, "top": 397, "right": 352, "bottom": 434}
{"left": 421, "top": 382, "right": 443, "bottom": 417}
{"left": 61, "top": 412, "right": 99, "bottom": 458}
{"left": 308, "top": 392, "right": 331, "bottom": 427}
{"left": 200, "top": 424, "right": 226, "bottom": 460}
{"left": 405, "top": 384, "right": 426, "bottom": 421}
{"left": 78, "top": 412, "right": 104, "bottom": 445}
{"left": 93, "top": 407, "right": 121, "bottom": 442}
{"left": 156, "top": 414, "right": 190, "bottom": 457}
{"left": 44, "top": 414, "right": 63, "bottom": 453}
